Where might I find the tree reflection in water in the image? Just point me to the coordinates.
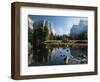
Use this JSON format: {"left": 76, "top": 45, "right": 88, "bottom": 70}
{"left": 30, "top": 44, "right": 48, "bottom": 66}
{"left": 29, "top": 44, "right": 87, "bottom": 66}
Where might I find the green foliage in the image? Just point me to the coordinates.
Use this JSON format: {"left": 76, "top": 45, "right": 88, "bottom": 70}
{"left": 70, "top": 31, "right": 87, "bottom": 40}
{"left": 28, "top": 42, "right": 32, "bottom": 49}
{"left": 42, "top": 25, "right": 49, "bottom": 41}
{"left": 28, "top": 28, "right": 33, "bottom": 45}
{"left": 78, "top": 32, "right": 87, "bottom": 40}
{"left": 33, "top": 22, "right": 51, "bottom": 48}
{"left": 50, "top": 32, "right": 54, "bottom": 40}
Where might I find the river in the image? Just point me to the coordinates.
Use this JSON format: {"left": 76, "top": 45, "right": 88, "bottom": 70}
{"left": 29, "top": 45, "right": 88, "bottom": 66}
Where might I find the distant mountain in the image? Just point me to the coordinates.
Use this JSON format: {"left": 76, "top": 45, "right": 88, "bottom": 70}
{"left": 70, "top": 20, "right": 88, "bottom": 38}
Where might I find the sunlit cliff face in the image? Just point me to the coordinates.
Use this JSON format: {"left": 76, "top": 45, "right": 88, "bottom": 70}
{"left": 70, "top": 20, "right": 88, "bottom": 36}
{"left": 28, "top": 17, "right": 34, "bottom": 30}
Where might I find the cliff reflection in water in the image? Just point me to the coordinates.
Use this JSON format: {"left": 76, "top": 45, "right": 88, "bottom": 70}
{"left": 29, "top": 44, "right": 88, "bottom": 66}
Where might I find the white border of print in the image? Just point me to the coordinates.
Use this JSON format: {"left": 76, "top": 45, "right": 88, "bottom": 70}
{"left": 20, "top": 7, "right": 95, "bottom": 75}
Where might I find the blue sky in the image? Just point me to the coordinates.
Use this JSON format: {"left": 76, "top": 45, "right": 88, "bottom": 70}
{"left": 28, "top": 15, "right": 87, "bottom": 35}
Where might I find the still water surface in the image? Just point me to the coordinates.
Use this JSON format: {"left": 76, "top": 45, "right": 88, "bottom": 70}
{"left": 29, "top": 46, "right": 87, "bottom": 66}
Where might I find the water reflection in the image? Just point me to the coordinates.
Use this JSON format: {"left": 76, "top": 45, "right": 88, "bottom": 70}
{"left": 29, "top": 45, "right": 88, "bottom": 66}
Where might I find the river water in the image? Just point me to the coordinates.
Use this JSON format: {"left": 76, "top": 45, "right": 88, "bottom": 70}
{"left": 29, "top": 45, "right": 88, "bottom": 66}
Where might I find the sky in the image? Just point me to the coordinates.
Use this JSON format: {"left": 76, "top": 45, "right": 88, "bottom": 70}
{"left": 28, "top": 15, "right": 87, "bottom": 35}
